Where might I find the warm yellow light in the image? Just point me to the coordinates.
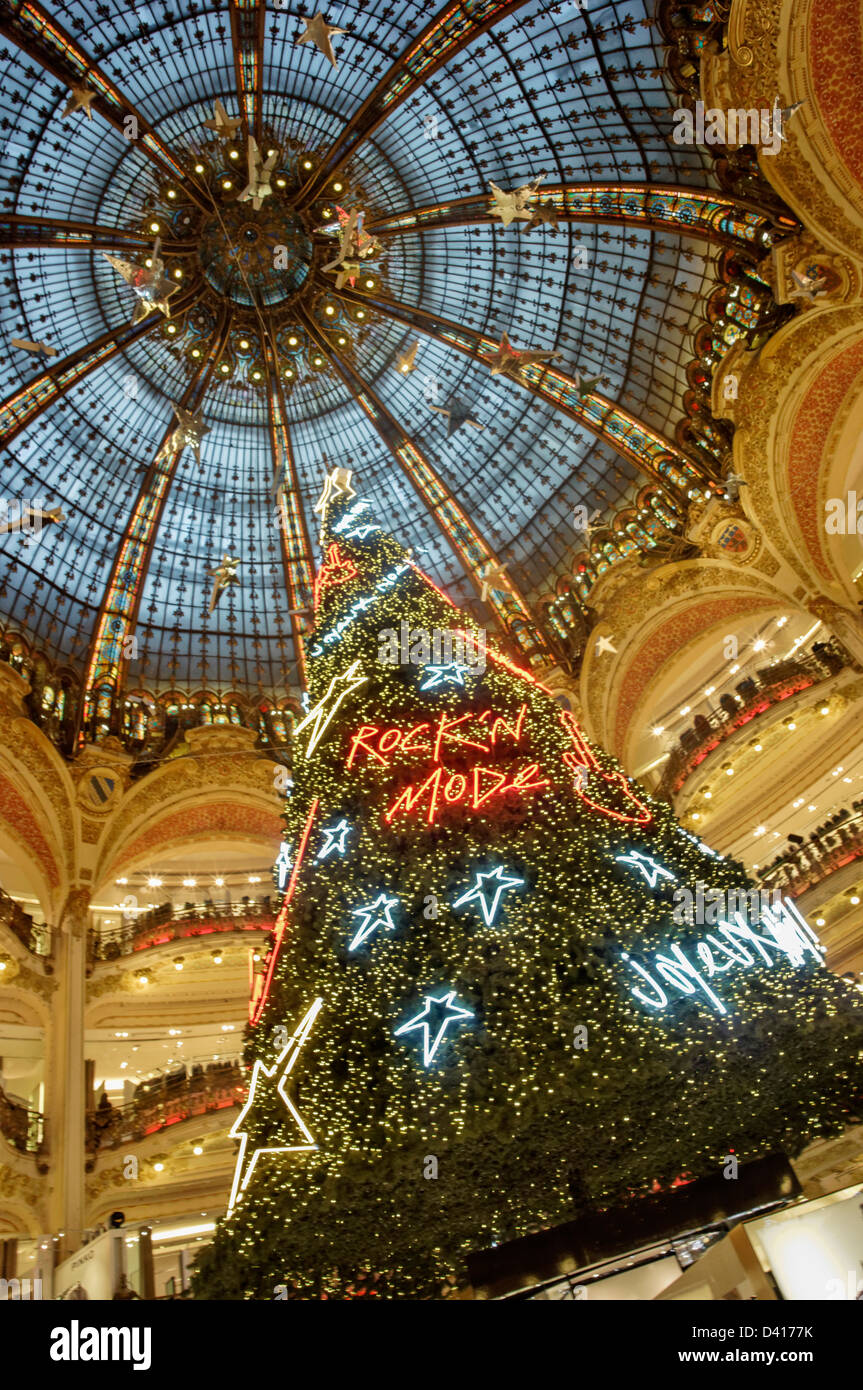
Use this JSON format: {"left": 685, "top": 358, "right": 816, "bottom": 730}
{"left": 252, "top": 370, "right": 261, "bottom": 380}
{"left": 194, "top": 163, "right": 205, "bottom": 174}
{"left": 333, "top": 181, "right": 343, "bottom": 192}
{"left": 191, "top": 348, "right": 201, "bottom": 358}
{"left": 239, "top": 339, "right": 250, "bottom": 349}
{"left": 302, "top": 159, "right": 312, "bottom": 170}
{"left": 325, "top": 305, "right": 335, "bottom": 315}
{"left": 220, "top": 363, "right": 230, "bottom": 373}
{"left": 222, "top": 179, "right": 233, "bottom": 189}
{"left": 167, "top": 189, "right": 176, "bottom": 199}
{"left": 166, "top": 325, "right": 176, "bottom": 334}
{"left": 356, "top": 310, "right": 365, "bottom": 319}
{"left": 149, "top": 221, "right": 160, "bottom": 232}
{"left": 365, "top": 279, "right": 374, "bottom": 288}
{"left": 229, "top": 149, "right": 239, "bottom": 160}
{"left": 276, "top": 177, "right": 286, "bottom": 187}
{"left": 173, "top": 268, "right": 182, "bottom": 278}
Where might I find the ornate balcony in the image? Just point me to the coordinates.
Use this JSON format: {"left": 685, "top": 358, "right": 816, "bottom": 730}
{"left": 0, "top": 1084, "right": 46, "bottom": 1158}
{"left": 0, "top": 883, "right": 52, "bottom": 961}
{"left": 759, "top": 806, "right": 863, "bottom": 899}
{"left": 86, "top": 1062, "right": 245, "bottom": 1153}
{"left": 654, "top": 643, "right": 850, "bottom": 802}
{"left": 89, "top": 897, "right": 276, "bottom": 961}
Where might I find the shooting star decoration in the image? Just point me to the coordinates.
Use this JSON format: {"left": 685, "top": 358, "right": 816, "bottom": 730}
{"left": 478, "top": 561, "right": 510, "bottom": 603}
{"left": 11, "top": 338, "right": 57, "bottom": 360}
{"left": 488, "top": 176, "right": 544, "bottom": 228}
{"left": 227, "top": 997, "right": 324, "bottom": 1215}
{"left": 102, "top": 238, "right": 178, "bottom": 324}
{"left": 156, "top": 403, "right": 210, "bottom": 468}
{"left": 296, "top": 12, "right": 346, "bottom": 68}
{"left": 62, "top": 85, "right": 96, "bottom": 120}
{"left": 207, "top": 553, "right": 242, "bottom": 612}
{"left": 238, "top": 137, "right": 279, "bottom": 211}
{"left": 395, "top": 340, "right": 420, "bottom": 374}
{"left": 0, "top": 502, "right": 66, "bottom": 537}
{"left": 485, "top": 331, "right": 561, "bottom": 379}
{"left": 723, "top": 472, "right": 748, "bottom": 504}
{"left": 429, "top": 396, "right": 485, "bottom": 437}
{"left": 203, "top": 98, "right": 242, "bottom": 140}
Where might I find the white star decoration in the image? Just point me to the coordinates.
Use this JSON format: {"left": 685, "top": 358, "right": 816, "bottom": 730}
{"left": 227, "top": 997, "right": 323, "bottom": 1215}
{"left": 615, "top": 850, "right": 675, "bottom": 888}
{"left": 349, "top": 893, "right": 400, "bottom": 951}
{"left": 317, "top": 819, "right": 352, "bottom": 860}
{"left": 420, "top": 662, "right": 473, "bottom": 690}
{"left": 452, "top": 865, "right": 525, "bottom": 927}
{"left": 394, "top": 991, "right": 474, "bottom": 1066}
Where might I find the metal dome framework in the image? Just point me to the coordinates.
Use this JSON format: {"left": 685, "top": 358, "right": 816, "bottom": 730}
{"left": 0, "top": 0, "right": 790, "bottom": 740}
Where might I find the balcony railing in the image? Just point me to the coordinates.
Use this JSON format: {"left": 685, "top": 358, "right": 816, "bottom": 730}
{"left": 0, "top": 1085, "right": 46, "bottom": 1156}
{"left": 90, "top": 898, "right": 275, "bottom": 960}
{"left": 759, "top": 806, "right": 863, "bottom": 899}
{"left": 86, "top": 1063, "right": 246, "bottom": 1152}
{"left": 654, "top": 644, "right": 849, "bottom": 801}
{"left": 0, "top": 884, "right": 52, "bottom": 960}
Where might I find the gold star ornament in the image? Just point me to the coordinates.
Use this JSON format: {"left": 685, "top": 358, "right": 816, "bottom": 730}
{"left": 296, "top": 12, "right": 346, "bottom": 68}
{"left": 484, "top": 331, "right": 560, "bottom": 379}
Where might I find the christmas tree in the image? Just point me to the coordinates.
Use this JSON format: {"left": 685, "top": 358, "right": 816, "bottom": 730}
{"left": 193, "top": 470, "right": 863, "bottom": 1299}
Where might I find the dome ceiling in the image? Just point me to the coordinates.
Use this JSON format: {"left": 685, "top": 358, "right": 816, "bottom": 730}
{"left": 0, "top": 0, "right": 724, "bottom": 706}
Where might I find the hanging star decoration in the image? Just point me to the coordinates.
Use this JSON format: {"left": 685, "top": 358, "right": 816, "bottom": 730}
{"left": 789, "top": 268, "right": 827, "bottom": 304}
{"left": 314, "top": 466, "right": 356, "bottom": 521}
{"left": 573, "top": 506, "right": 602, "bottom": 541}
{"left": 103, "top": 238, "right": 178, "bottom": 324}
{"left": 395, "top": 340, "right": 420, "bottom": 374}
{"left": 227, "top": 998, "right": 323, "bottom": 1215}
{"left": 574, "top": 369, "right": 602, "bottom": 398}
{"left": 296, "top": 12, "right": 346, "bottom": 67}
{"left": 348, "top": 893, "right": 400, "bottom": 951}
{"left": 478, "top": 561, "right": 510, "bottom": 603}
{"left": 321, "top": 207, "right": 382, "bottom": 288}
{"left": 488, "top": 175, "right": 544, "bottom": 228}
{"left": 524, "top": 200, "right": 559, "bottom": 232}
{"left": 238, "top": 136, "right": 278, "bottom": 210}
{"left": 207, "top": 553, "right": 241, "bottom": 612}
{"left": 429, "top": 396, "right": 485, "bottom": 437}
{"left": 452, "top": 865, "right": 525, "bottom": 927}
{"left": 156, "top": 403, "right": 210, "bottom": 468}
{"left": 294, "top": 660, "right": 367, "bottom": 760}
{"left": 63, "top": 84, "right": 96, "bottom": 120}
{"left": 723, "top": 471, "right": 747, "bottom": 503}
{"left": 317, "top": 819, "right": 352, "bottom": 860}
{"left": 615, "top": 850, "right": 676, "bottom": 888}
{"left": 773, "top": 97, "right": 805, "bottom": 140}
{"left": 485, "top": 331, "right": 560, "bottom": 379}
{"left": 11, "top": 337, "right": 57, "bottom": 360}
{"left": 270, "top": 443, "right": 287, "bottom": 501}
{"left": 394, "top": 991, "right": 474, "bottom": 1066}
{"left": 595, "top": 634, "right": 616, "bottom": 656}
{"left": 419, "top": 662, "right": 473, "bottom": 690}
{"left": 203, "top": 98, "right": 242, "bottom": 140}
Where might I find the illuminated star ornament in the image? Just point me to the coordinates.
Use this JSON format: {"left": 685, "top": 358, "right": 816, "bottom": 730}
{"left": 314, "top": 541, "right": 359, "bottom": 609}
{"left": 429, "top": 396, "right": 485, "bottom": 437}
{"left": 420, "top": 662, "right": 473, "bottom": 690}
{"left": 394, "top": 991, "right": 474, "bottom": 1066}
{"left": 349, "top": 893, "right": 399, "bottom": 951}
{"left": 485, "top": 331, "right": 560, "bottom": 379}
{"left": 574, "top": 369, "right": 602, "bottom": 398}
{"left": 156, "top": 402, "right": 211, "bottom": 468}
{"left": 452, "top": 865, "right": 525, "bottom": 927}
{"left": 103, "top": 238, "right": 178, "bottom": 325}
{"left": 207, "top": 552, "right": 241, "bottom": 612}
{"left": 227, "top": 998, "right": 323, "bottom": 1215}
{"left": 789, "top": 268, "right": 827, "bottom": 303}
{"left": 63, "top": 84, "right": 96, "bottom": 120}
{"left": 317, "top": 818, "right": 352, "bottom": 860}
{"left": 615, "top": 850, "right": 676, "bottom": 888}
{"left": 295, "top": 660, "right": 367, "bottom": 760}
{"left": 595, "top": 634, "right": 616, "bottom": 656}
{"left": 488, "top": 175, "right": 544, "bottom": 228}
{"left": 295, "top": 11, "right": 346, "bottom": 67}
{"left": 314, "top": 466, "right": 356, "bottom": 524}
{"left": 203, "top": 98, "right": 242, "bottom": 140}
{"left": 723, "top": 471, "right": 747, "bottom": 503}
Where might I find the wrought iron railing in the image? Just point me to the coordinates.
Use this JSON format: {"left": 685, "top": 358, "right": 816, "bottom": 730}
{"left": 86, "top": 1064, "right": 246, "bottom": 1152}
{"left": 759, "top": 808, "right": 863, "bottom": 899}
{"left": 0, "top": 1085, "right": 46, "bottom": 1156}
{"left": 0, "top": 884, "right": 52, "bottom": 959}
{"left": 655, "top": 645, "right": 849, "bottom": 801}
{"left": 90, "top": 898, "right": 275, "bottom": 960}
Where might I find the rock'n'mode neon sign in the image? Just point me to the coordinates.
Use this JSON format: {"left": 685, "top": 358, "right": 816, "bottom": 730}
{"left": 621, "top": 897, "right": 825, "bottom": 1016}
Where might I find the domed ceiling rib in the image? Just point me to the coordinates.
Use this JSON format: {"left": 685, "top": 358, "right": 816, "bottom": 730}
{"left": 298, "top": 299, "right": 553, "bottom": 669}
{"left": 367, "top": 185, "right": 785, "bottom": 253}
{"left": 80, "top": 308, "right": 233, "bottom": 731}
{"left": 0, "top": 0, "right": 210, "bottom": 207}
{"left": 227, "top": 0, "right": 266, "bottom": 146}
{"left": 293, "top": 0, "right": 533, "bottom": 208}
{"left": 261, "top": 313, "right": 316, "bottom": 689}
{"left": 0, "top": 212, "right": 195, "bottom": 255}
{"left": 0, "top": 284, "right": 199, "bottom": 443}
{"left": 333, "top": 284, "right": 715, "bottom": 498}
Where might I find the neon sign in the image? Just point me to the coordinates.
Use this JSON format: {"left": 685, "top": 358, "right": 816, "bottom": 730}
{"left": 250, "top": 798, "right": 318, "bottom": 1025}
{"left": 621, "top": 898, "right": 825, "bottom": 1016}
{"left": 560, "top": 710, "right": 652, "bottom": 825}
{"left": 349, "top": 893, "right": 400, "bottom": 951}
{"left": 394, "top": 990, "right": 474, "bottom": 1065}
{"left": 310, "top": 561, "right": 411, "bottom": 655}
{"left": 316, "top": 819, "right": 352, "bottom": 860}
{"left": 615, "top": 850, "right": 675, "bottom": 887}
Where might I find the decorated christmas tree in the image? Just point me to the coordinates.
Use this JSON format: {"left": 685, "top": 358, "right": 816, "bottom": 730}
{"left": 194, "top": 470, "right": 863, "bottom": 1299}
